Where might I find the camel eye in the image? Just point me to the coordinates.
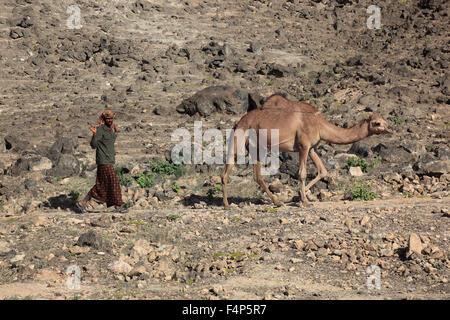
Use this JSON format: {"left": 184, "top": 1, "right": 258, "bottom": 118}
{"left": 373, "top": 122, "right": 381, "bottom": 127}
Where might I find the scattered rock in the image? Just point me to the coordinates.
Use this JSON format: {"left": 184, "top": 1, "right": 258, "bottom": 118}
{"left": 176, "top": 86, "right": 250, "bottom": 116}
{"left": 76, "top": 231, "right": 103, "bottom": 250}
{"left": 349, "top": 166, "right": 363, "bottom": 176}
{"left": 108, "top": 260, "right": 133, "bottom": 275}
{"left": 408, "top": 233, "right": 423, "bottom": 257}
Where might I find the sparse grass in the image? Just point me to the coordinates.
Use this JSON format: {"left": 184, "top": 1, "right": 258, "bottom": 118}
{"left": 128, "top": 220, "right": 146, "bottom": 226}
{"left": 350, "top": 182, "right": 378, "bottom": 201}
{"left": 393, "top": 117, "right": 404, "bottom": 125}
{"left": 230, "top": 251, "right": 245, "bottom": 260}
{"left": 232, "top": 217, "right": 242, "bottom": 222}
{"left": 167, "top": 214, "right": 180, "bottom": 221}
{"left": 4, "top": 218, "right": 17, "bottom": 223}
{"left": 264, "top": 207, "right": 277, "bottom": 213}
{"left": 345, "top": 156, "right": 381, "bottom": 173}
{"left": 213, "top": 251, "right": 226, "bottom": 260}
{"left": 403, "top": 191, "right": 413, "bottom": 199}
{"left": 434, "top": 262, "right": 444, "bottom": 270}
{"left": 331, "top": 100, "right": 344, "bottom": 108}
{"left": 186, "top": 279, "right": 195, "bottom": 285}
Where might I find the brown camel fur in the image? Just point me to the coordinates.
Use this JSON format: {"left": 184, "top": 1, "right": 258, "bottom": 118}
{"left": 221, "top": 94, "right": 391, "bottom": 209}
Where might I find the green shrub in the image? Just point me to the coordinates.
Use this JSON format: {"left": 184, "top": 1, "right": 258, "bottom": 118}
{"left": 118, "top": 172, "right": 133, "bottom": 186}
{"left": 206, "top": 185, "right": 222, "bottom": 201}
{"left": 150, "top": 160, "right": 183, "bottom": 176}
{"left": 345, "top": 156, "right": 381, "bottom": 173}
{"left": 135, "top": 173, "right": 156, "bottom": 188}
{"left": 115, "top": 166, "right": 133, "bottom": 186}
{"left": 393, "top": 117, "right": 404, "bottom": 125}
{"left": 350, "top": 182, "right": 378, "bottom": 201}
{"left": 167, "top": 214, "right": 180, "bottom": 221}
{"left": 172, "top": 183, "right": 180, "bottom": 194}
{"left": 69, "top": 190, "right": 80, "bottom": 202}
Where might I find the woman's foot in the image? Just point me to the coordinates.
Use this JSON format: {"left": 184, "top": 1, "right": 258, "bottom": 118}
{"left": 76, "top": 202, "right": 87, "bottom": 214}
{"left": 114, "top": 204, "right": 127, "bottom": 213}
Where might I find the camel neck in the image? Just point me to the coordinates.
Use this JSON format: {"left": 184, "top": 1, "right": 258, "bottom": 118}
{"left": 319, "top": 117, "right": 370, "bottom": 145}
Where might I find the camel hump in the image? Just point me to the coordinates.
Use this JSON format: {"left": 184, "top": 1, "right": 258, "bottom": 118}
{"left": 261, "top": 93, "right": 288, "bottom": 109}
{"left": 261, "top": 94, "right": 320, "bottom": 114}
{"left": 293, "top": 101, "right": 319, "bottom": 113}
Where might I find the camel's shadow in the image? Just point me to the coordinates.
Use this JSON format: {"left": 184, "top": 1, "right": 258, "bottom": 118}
{"left": 181, "top": 194, "right": 266, "bottom": 207}
{"left": 43, "top": 194, "right": 78, "bottom": 213}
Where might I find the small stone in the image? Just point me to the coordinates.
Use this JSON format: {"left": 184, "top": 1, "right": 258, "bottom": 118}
{"left": 0, "top": 240, "right": 12, "bottom": 255}
{"left": 77, "top": 231, "right": 103, "bottom": 249}
{"left": 212, "top": 285, "right": 223, "bottom": 295}
{"left": 293, "top": 240, "right": 305, "bottom": 250}
{"left": 305, "top": 240, "right": 318, "bottom": 251}
{"left": 343, "top": 218, "right": 353, "bottom": 228}
{"left": 408, "top": 233, "right": 423, "bottom": 257}
{"left": 269, "top": 179, "right": 282, "bottom": 193}
{"left": 69, "top": 246, "right": 90, "bottom": 255}
{"left": 306, "top": 252, "right": 316, "bottom": 260}
{"left": 10, "top": 254, "right": 25, "bottom": 263}
{"left": 129, "top": 265, "right": 148, "bottom": 277}
{"left": 380, "top": 249, "right": 394, "bottom": 257}
{"left": 132, "top": 239, "right": 152, "bottom": 258}
{"left": 349, "top": 166, "right": 364, "bottom": 176}
{"left": 331, "top": 255, "right": 340, "bottom": 261}
{"left": 108, "top": 260, "right": 133, "bottom": 275}
{"left": 360, "top": 216, "right": 370, "bottom": 226}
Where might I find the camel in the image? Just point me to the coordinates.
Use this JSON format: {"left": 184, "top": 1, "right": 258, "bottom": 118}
{"left": 220, "top": 94, "right": 391, "bottom": 209}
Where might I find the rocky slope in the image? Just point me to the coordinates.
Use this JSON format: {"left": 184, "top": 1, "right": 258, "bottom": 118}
{"left": 0, "top": 0, "right": 448, "bottom": 299}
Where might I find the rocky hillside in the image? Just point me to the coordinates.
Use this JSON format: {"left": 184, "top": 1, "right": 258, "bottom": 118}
{"left": 0, "top": 0, "right": 448, "bottom": 300}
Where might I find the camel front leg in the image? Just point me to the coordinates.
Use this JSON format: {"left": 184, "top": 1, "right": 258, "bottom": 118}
{"left": 255, "top": 161, "right": 281, "bottom": 207}
{"left": 305, "top": 148, "right": 328, "bottom": 192}
{"left": 221, "top": 163, "right": 234, "bottom": 209}
{"left": 298, "top": 148, "right": 311, "bottom": 207}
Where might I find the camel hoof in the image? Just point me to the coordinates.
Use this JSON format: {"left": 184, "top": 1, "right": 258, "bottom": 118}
{"left": 302, "top": 201, "right": 312, "bottom": 208}
{"left": 223, "top": 205, "right": 230, "bottom": 210}
{"left": 274, "top": 200, "right": 282, "bottom": 207}
{"left": 296, "top": 201, "right": 311, "bottom": 208}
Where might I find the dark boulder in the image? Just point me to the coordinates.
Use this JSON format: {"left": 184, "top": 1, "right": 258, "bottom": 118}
{"left": 176, "top": 86, "right": 251, "bottom": 117}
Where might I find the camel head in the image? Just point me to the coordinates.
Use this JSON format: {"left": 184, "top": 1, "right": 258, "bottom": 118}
{"left": 368, "top": 114, "right": 391, "bottom": 135}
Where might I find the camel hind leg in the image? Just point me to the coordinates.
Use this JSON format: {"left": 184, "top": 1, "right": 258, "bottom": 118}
{"left": 305, "top": 148, "right": 328, "bottom": 192}
{"left": 298, "top": 147, "right": 311, "bottom": 207}
{"left": 221, "top": 163, "right": 234, "bottom": 209}
{"left": 254, "top": 161, "right": 281, "bottom": 207}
